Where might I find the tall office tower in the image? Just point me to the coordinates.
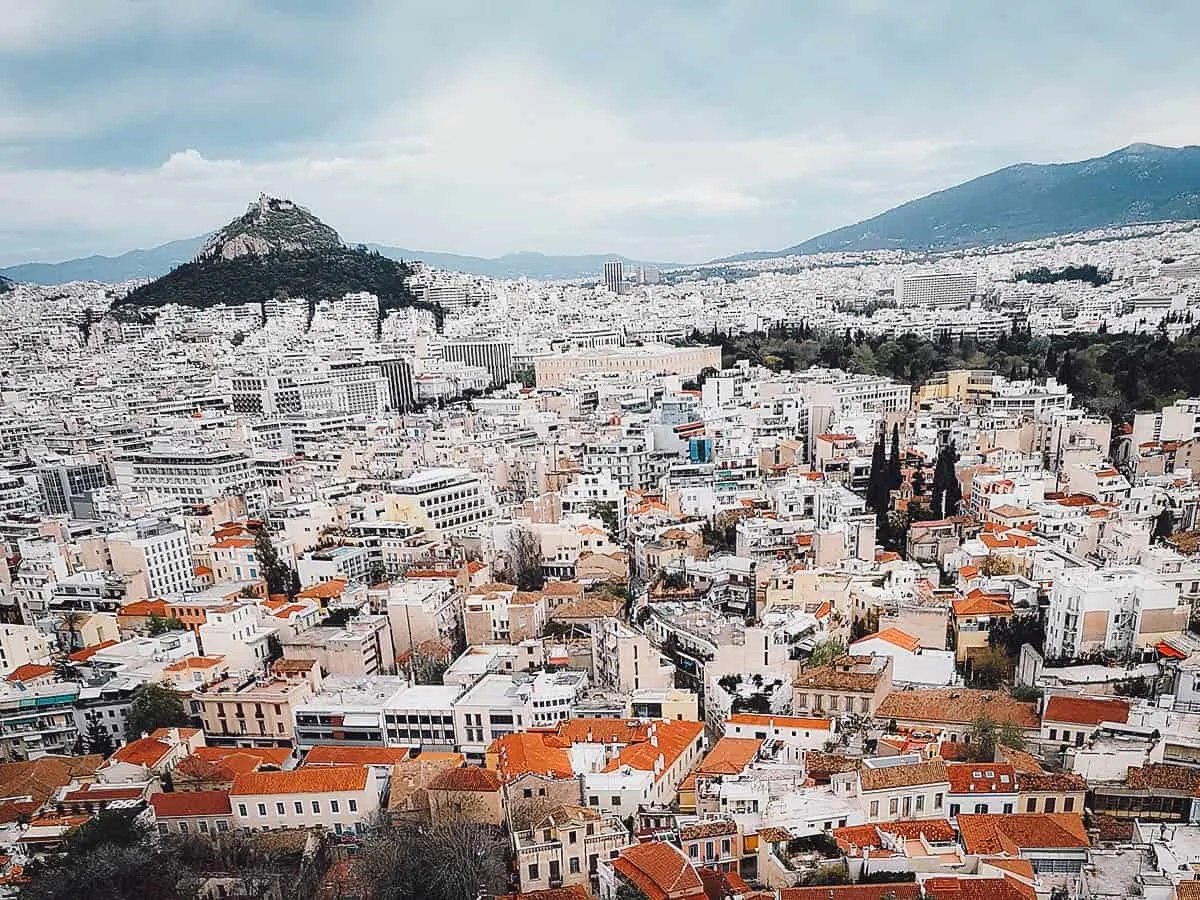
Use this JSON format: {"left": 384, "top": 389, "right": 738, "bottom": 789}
{"left": 603, "top": 260, "right": 626, "bottom": 295}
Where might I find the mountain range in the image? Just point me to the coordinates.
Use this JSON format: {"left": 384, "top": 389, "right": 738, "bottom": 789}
{"left": 4, "top": 143, "right": 1200, "bottom": 284}
{"left": 720, "top": 143, "right": 1200, "bottom": 261}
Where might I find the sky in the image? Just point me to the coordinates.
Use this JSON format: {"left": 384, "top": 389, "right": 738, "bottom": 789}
{"left": 2, "top": 0, "right": 1200, "bottom": 266}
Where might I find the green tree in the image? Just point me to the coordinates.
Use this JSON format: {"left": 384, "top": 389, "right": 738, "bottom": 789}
{"left": 807, "top": 637, "right": 847, "bottom": 668}
{"left": 85, "top": 719, "right": 116, "bottom": 757}
{"left": 146, "top": 614, "right": 186, "bottom": 636}
{"left": 967, "top": 713, "right": 998, "bottom": 762}
{"left": 124, "top": 684, "right": 189, "bottom": 741}
{"left": 1153, "top": 508, "right": 1175, "bottom": 543}
{"left": 865, "top": 433, "right": 889, "bottom": 516}
{"left": 888, "top": 423, "right": 903, "bottom": 491}
{"left": 997, "top": 721, "right": 1027, "bottom": 752}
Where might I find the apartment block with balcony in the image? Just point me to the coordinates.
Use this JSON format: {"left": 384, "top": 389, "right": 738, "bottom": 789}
{"left": 192, "top": 659, "right": 320, "bottom": 747}
{"left": 515, "top": 806, "right": 632, "bottom": 893}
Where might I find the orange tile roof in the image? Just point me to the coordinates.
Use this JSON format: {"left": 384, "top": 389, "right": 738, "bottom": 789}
{"left": 696, "top": 737, "right": 762, "bottom": 775}
{"left": 211, "top": 537, "right": 255, "bottom": 550}
{"left": 272, "top": 604, "right": 308, "bottom": 618}
{"left": 833, "top": 818, "right": 956, "bottom": 853}
{"left": 163, "top": 655, "right": 225, "bottom": 672}
{"left": 194, "top": 565, "right": 213, "bottom": 577}
{"left": 5, "top": 664, "right": 53, "bottom": 683}
{"left": 956, "top": 813, "right": 1089, "bottom": 854}
{"left": 303, "top": 746, "right": 410, "bottom": 767}
{"left": 611, "top": 841, "right": 703, "bottom": 900}
{"left": 1043, "top": 695, "right": 1130, "bottom": 726}
{"left": 150, "top": 789, "right": 231, "bottom": 818}
{"left": 68, "top": 640, "right": 117, "bottom": 662}
{"left": 190, "top": 746, "right": 291, "bottom": 773}
{"left": 597, "top": 720, "right": 705, "bottom": 782}
{"left": 110, "top": 737, "right": 173, "bottom": 768}
{"left": 490, "top": 732, "right": 574, "bottom": 782}
{"left": 860, "top": 759, "right": 948, "bottom": 792}
{"left": 118, "top": 599, "right": 167, "bottom": 617}
{"left": 852, "top": 627, "right": 920, "bottom": 653}
{"left": 231, "top": 765, "right": 368, "bottom": 796}
{"left": 428, "top": 766, "right": 501, "bottom": 792}
{"left": 298, "top": 579, "right": 348, "bottom": 599}
{"left": 952, "top": 592, "right": 1014, "bottom": 617}
{"left": 921, "top": 877, "right": 1034, "bottom": 900}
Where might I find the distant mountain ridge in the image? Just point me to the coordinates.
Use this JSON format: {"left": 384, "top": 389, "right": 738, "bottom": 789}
{"left": 719, "top": 143, "right": 1200, "bottom": 261}
{"left": 1, "top": 238, "right": 671, "bottom": 286}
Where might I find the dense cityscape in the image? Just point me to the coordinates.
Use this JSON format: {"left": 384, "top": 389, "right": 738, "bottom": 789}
{"left": 0, "top": 191, "right": 1196, "bottom": 900}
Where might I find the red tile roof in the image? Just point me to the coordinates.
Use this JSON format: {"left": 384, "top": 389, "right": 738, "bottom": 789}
{"left": 5, "top": 664, "right": 53, "bottom": 683}
{"left": 68, "top": 640, "right": 117, "bottom": 662}
{"left": 490, "top": 732, "right": 574, "bottom": 783}
{"left": 852, "top": 627, "right": 921, "bottom": 653}
{"left": 876, "top": 689, "right": 1040, "bottom": 729}
{"left": 110, "top": 737, "right": 173, "bottom": 768}
{"left": 1043, "top": 695, "right": 1130, "bottom": 726}
{"left": 780, "top": 886, "right": 920, "bottom": 900}
{"left": 946, "top": 762, "right": 1017, "bottom": 794}
{"left": 921, "top": 876, "right": 1035, "bottom": 900}
{"left": 697, "top": 737, "right": 762, "bottom": 776}
{"left": 150, "top": 790, "right": 232, "bottom": 818}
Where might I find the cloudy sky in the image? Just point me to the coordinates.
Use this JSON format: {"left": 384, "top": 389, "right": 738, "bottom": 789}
{"left": 2, "top": 0, "right": 1198, "bottom": 266}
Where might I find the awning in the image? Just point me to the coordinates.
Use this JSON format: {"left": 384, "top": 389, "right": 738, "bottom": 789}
{"left": 1156, "top": 641, "right": 1187, "bottom": 660}
{"left": 341, "top": 713, "right": 380, "bottom": 728}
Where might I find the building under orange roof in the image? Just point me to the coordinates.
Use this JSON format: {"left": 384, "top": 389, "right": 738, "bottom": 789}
{"left": 231, "top": 765, "right": 368, "bottom": 796}
{"left": 694, "top": 737, "right": 762, "bottom": 776}
{"left": 118, "top": 598, "right": 167, "bottom": 618}
{"left": 952, "top": 592, "right": 1013, "bottom": 617}
{"left": 298, "top": 579, "right": 348, "bottom": 600}
{"left": 5, "top": 664, "right": 53, "bottom": 684}
{"left": 852, "top": 627, "right": 921, "bottom": 653}
{"left": 304, "top": 746, "right": 411, "bottom": 767}
{"left": 68, "top": 640, "right": 117, "bottom": 662}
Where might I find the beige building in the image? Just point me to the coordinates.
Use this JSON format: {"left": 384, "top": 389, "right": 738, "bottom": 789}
{"left": 281, "top": 614, "right": 396, "bottom": 676}
{"left": 514, "top": 806, "right": 632, "bottom": 893}
{"left": 0, "top": 624, "right": 51, "bottom": 677}
{"left": 192, "top": 659, "right": 321, "bottom": 747}
{"left": 853, "top": 758, "right": 950, "bottom": 823}
{"left": 231, "top": 764, "right": 386, "bottom": 835}
{"left": 793, "top": 655, "right": 893, "bottom": 716}
{"left": 426, "top": 765, "right": 505, "bottom": 826}
{"left": 534, "top": 344, "right": 722, "bottom": 388}
{"left": 591, "top": 618, "right": 673, "bottom": 694}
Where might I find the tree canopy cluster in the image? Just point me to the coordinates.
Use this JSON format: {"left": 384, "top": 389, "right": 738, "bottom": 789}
{"left": 1014, "top": 264, "right": 1112, "bottom": 286}
{"left": 697, "top": 323, "right": 1200, "bottom": 421}
{"left": 115, "top": 247, "right": 443, "bottom": 329}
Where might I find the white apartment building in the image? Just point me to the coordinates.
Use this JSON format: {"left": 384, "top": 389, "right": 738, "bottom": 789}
{"left": 441, "top": 339, "right": 514, "bottom": 387}
{"left": 896, "top": 272, "right": 977, "bottom": 308}
{"left": 384, "top": 683, "right": 462, "bottom": 750}
{"left": 113, "top": 446, "right": 266, "bottom": 513}
{"left": 198, "top": 602, "right": 275, "bottom": 673}
{"left": 582, "top": 440, "right": 674, "bottom": 493}
{"left": 389, "top": 467, "right": 496, "bottom": 536}
{"left": 105, "top": 519, "right": 193, "bottom": 598}
{"left": 292, "top": 675, "right": 408, "bottom": 749}
{"left": 1045, "top": 566, "right": 1187, "bottom": 659}
{"left": 452, "top": 671, "right": 589, "bottom": 761}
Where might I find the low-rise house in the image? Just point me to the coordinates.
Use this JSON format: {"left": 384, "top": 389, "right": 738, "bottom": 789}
{"left": 955, "top": 812, "right": 1090, "bottom": 874}
{"left": 855, "top": 756, "right": 950, "bottom": 823}
{"left": 598, "top": 840, "right": 705, "bottom": 900}
{"left": 150, "top": 789, "right": 233, "bottom": 836}
{"left": 1090, "top": 763, "right": 1200, "bottom": 823}
{"left": 724, "top": 714, "right": 835, "bottom": 764}
{"left": 679, "top": 818, "right": 740, "bottom": 873}
{"left": 793, "top": 654, "right": 893, "bottom": 717}
{"left": 388, "top": 753, "right": 466, "bottom": 823}
{"left": 950, "top": 591, "right": 1013, "bottom": 666}
{"left": 1015, "top": 770, "right": 1087, "bottom": 814}
{"left": 945, "top": 762, "right": 1018, "bottom": 819}
{"left": 426, "top": 764, "right": 504, "bottom": 826}
{"left": 875, "top": 688, "right": 1041, "bottom": 744}
{"left": 172, "top": 746, "right": 291, "bottom": 792}
{"left": 101, "top": 726, "right": 204, "bottom": 780}
{"left": 230, "top": 764, "right": 386, "bottom": 835}
{"left": 1041, "top": 694, "right": 1130, "bottom": 748}
{"left": 514, "top": 805, "right": 632, "bottom": 893}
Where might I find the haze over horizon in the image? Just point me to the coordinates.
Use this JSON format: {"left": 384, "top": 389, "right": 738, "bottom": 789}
{"left": 4, "top": 0, "right": 1200, "bottom": 267}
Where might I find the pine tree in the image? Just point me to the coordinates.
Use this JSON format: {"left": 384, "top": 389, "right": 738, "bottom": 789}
{"left": 931, "top": 441, "right": 961, "bottom": 519}
{"left": 866, "top": 434, "right": 888, "bottom": 515}
{"left": 888, "top": 423, "right": 902, "bottom": 490}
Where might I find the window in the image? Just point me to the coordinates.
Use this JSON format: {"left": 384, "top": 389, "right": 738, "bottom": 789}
{"left": 528, "top": 864, "right": 539, "bottom": 881}
{"left": 1003, "top": 803, "right": 1013, "bottom": 814}
{"left": 611, "top": 796, "right": 621, "bottom": 807}
{"left": 974, "top": 803, "right": 987, "bottom": 814}
{"left": 275, "top": 802, "right": 285, "bottom": 815}
{"left": 889, "top": 798, "right": 898, "bottom": 815}
{"left": 870, "top": 800, "right": 879, "bottom": 818}
{"left": 157, "top": 823, "right": 169, "bottom": 835}
{"left": 523, "top": 788, "right": 533, "bottom": 799}
{"left": 569, "top": 857, "right": 580, "bottom": 874}
{"left": 934, "top": 793, "right": 943, "bottom": 810}
{"left": 199, "top": 821, "right": 209, "bottom": 834}
{"left": 588, "top": 796, "right": 599, "bottom": 806}
{"left": 1044, "top": 797, "right": 1056, "bottom": 813}
{"left": 1049, "top": 728, "right": 1057, "bottom": 741}
{"left": 257, "top": 804, "right": 267, "bottom": 817}
{"left": 330, "top": 800, "right": 340, "bottom": 813}
{"left": 349, "top": 799, "right": 358, "bottom": 813}
{"left": 238, "top": 804, "right": 248, "bottom": 817}
{"left": 179, "top": 822, "right": 189, "bottom": 834}
{"left": 915, "top": 795, "right": 924, "bottom": 812}
{"left": 689, "top": 844, "right": 698, "bottom": 858}
{"left": 950, "top": 803, "right": 961, "bottom": 817}
{"left": 1026, "top": 798, "right": 1037, "bottom": 813}
{"left": 569, "top": 831, "right": 577, "bottom": 844}
{"left": 295, "top": 802, "right": 304, "bottom": 814}
{"left": 312, "top": 801, "right": 321, "bottom": 814}
{"left": 1063, "top": 797, "right": 1075, "bottom": 813}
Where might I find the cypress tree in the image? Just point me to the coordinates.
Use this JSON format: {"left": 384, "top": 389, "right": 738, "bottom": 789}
{"left": 888, "top": 423, "right": 902, "bottom": 490}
